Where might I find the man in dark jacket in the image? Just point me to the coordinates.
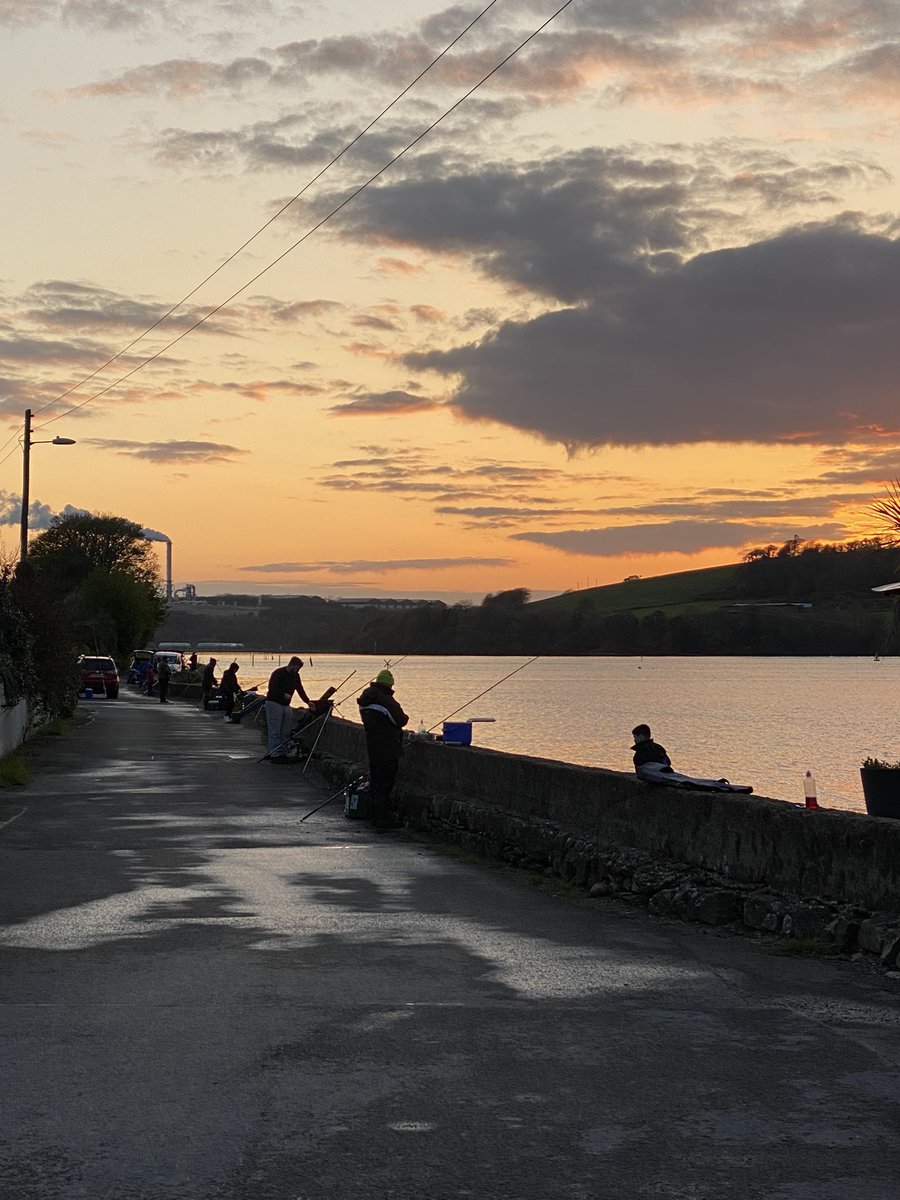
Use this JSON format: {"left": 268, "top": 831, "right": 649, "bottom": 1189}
{"left": 265, "top": 656, "right": 312, "bottom": 762}
{"left": 157, "top": 657, "right": 171, "bottom": 704}
{"left": 220, "top": 662, "right": 240, "bottom": 723}
{"left": 200, "top": 658, "right": 218, "bottom": 710}
{"left": 357, "top": 669, "right": 409, "bottom": 828}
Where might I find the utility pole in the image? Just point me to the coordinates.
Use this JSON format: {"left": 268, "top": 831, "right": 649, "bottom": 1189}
{"left": 18, "top": 408, "right": 76, "bottom": 564}
{"left": 20, "top": 408, "right": 32, "bottom": 565}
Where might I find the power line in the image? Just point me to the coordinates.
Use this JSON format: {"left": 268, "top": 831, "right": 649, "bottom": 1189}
{"left": 29, "top": 0, "right": 503, "bottom": 426}
{"left": 36, "top": 0, "right": 576, "bottom": 430}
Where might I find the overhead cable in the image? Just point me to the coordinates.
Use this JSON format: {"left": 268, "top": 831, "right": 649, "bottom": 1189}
{"left": 37, "top": 0, "right": 576, "bottom": 430}
{"left": 30, "top": 0, "right": 503, "bottom": 424}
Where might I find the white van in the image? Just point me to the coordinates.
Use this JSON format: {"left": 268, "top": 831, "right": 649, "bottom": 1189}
{"left": 152, "top": 650, "right": 184, "bottom": 674}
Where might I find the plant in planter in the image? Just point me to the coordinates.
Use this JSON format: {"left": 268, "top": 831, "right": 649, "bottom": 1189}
{"left": 860, "top": 757, "right": 900, "bottom": 819}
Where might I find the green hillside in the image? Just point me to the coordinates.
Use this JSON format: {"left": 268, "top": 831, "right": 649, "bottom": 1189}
{"left": 531, "top": 563, "right": 744, "bottom": 618}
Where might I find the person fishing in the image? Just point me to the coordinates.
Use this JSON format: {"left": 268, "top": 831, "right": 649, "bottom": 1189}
{"left": 157, "top": 657, "right": 171, "bottom": 704}
{"left": 357, "top": 669, "right": 409, "bottom": 830}
{"left": 265, "top": 656, "right": 312, "bottom": 763}
{"left": 200, "top": 657, "right": 218, "bottom": 710}
{"left": 220, "top": 661, "right": 241, "bottom": 723}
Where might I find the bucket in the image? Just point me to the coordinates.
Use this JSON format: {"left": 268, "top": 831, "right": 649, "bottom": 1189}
{"left": 442, "top": 721, "right": 472, "bottom": 746}
{"left": 84, "top": 688, "right": 93, "bottom": 700}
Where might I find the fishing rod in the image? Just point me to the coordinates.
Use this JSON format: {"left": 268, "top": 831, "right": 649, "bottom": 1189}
{"left": 297, "top": 654, "right": 545, "bottom": 824}
{"left": 258, "top": 650, "right": 417, "bottom": 765}
{"left": 301, "top": 705, "right": 333, "bottom": 774}
{"left": 295, "top": 650, "right": 428, "bottom": 816}
{"left": 427, "top": 654, "right": 541, "bottom": 733}
{"left": 296, "top": 650, "right": 547, "bottom": 825}
{"left": 299, "top": 781, "right": 351, "bottom": 823}
{"left": 327, "top": 648, "right": 416, "bottom": 713}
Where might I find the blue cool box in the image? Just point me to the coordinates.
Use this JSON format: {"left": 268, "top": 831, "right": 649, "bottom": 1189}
{"left": 442, "top": 721, "right": 472, "bottom": 746}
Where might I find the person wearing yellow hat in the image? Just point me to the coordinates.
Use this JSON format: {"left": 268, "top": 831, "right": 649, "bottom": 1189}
{"left": 357, "top": 668, "right": 409, "bottom": 828}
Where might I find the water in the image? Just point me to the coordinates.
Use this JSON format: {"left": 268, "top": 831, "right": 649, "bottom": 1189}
{"left": 225, "top": 653, "right": 896, "bottom": 813}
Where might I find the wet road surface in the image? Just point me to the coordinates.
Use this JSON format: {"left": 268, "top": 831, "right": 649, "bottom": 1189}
{"left": 1, "top": 689, "right": 899, "bottom": 1199}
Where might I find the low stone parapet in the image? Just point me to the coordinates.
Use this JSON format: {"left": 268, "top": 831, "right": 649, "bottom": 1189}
{"left": 315, "top": 716, "right": 900, "bottom": 966}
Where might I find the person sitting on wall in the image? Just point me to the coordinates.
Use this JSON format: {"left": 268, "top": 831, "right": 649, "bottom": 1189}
{"left": 631, "top": 724, "right": 753, "bottom": 794}
{"left": 631, "top": 724, "right": 672, "bottom": 773}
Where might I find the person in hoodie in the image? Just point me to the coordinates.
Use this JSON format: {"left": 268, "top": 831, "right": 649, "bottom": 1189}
{"left": 631, "top": 724, "right": 672, "bottom": 775}
{"left": 220, "top": 661, "right": 241, "bottom": 723}
{"left": 357, "top": 669, "right": 409, "bottom": 829}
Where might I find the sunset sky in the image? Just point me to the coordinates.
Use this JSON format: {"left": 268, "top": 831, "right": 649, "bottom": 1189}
{"left": 1, "top": 0, "right": 899, "bottom": 602}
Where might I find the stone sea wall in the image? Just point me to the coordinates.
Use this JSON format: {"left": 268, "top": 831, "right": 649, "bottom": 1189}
{"left": 315, "top": 716, "right": 900, "bottom": 968}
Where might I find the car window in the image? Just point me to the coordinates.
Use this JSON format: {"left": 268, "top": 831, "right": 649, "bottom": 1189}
{"left": 82, "top": 657, "right": 116, "bottom": 671}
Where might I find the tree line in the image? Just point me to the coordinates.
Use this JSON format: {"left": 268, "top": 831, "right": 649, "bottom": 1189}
{"left": 1, "top": 513, "right": 166, "bottom": 720}
{"left": 157, "top": 541, "right": 900, "bottom": 659}
{"left": 5, "top": 518, "right": 898, "bottom": 729}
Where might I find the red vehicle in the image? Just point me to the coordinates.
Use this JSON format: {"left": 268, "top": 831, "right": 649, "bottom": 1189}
{"left": 78, "top": 655, "right": 120, "bottom": 699}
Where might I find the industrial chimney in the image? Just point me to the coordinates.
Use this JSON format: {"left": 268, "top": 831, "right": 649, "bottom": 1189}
{"left": 143, "top": 527, "right": 173, "bottom": 600}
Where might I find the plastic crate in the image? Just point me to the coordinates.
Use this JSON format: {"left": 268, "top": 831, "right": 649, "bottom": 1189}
{"left": 442, "top": 721, "right": 472, "bottom": 746}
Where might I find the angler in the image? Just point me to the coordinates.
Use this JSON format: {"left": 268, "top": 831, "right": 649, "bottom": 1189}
{"left": 357, "top": 669, "right": 409, "bottom": 830}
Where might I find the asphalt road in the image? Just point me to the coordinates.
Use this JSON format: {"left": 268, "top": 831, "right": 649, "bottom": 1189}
{"left": 1, "top": 688, "right": 899, "bottom": 1200}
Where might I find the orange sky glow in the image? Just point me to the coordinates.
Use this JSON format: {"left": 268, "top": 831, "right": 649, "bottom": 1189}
{"left": 1, "top": 0, "right": 898, "bottom": 602}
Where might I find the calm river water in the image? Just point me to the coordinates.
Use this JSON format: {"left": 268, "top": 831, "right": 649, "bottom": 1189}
{"left": 226, "top": 653, "right": 894, "bottom": 814}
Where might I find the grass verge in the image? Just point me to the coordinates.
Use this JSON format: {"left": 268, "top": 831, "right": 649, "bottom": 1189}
{"left": 0, "top": 753, "right": 30, "bottom": 788}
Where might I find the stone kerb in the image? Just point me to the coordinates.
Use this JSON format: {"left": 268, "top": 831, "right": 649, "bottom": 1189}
{"left": 316, "top": 716, "right": 900, "bottom": 931}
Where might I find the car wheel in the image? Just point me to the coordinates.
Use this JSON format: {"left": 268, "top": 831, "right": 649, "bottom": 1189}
{"left": 107, "top": 687, "right": 119, "bottom": 699}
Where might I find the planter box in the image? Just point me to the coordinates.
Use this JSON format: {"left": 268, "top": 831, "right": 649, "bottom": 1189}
{"left": 860, "top": 767, "right": 900, "bottom": 820}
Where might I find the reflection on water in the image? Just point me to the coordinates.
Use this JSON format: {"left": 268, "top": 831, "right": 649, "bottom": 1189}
{"left": 231, "top": 653, "right": 894, "bottom": 813}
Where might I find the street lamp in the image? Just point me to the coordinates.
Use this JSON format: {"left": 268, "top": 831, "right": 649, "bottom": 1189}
{"left": 20, "top": 408, "right": 76, "bottom": 564}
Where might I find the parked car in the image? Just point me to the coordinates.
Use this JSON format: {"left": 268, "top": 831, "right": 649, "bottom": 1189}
{"left": 127, "top": 650, "right": 153, "bottom": 685}
{"left": 78, "top": 655, "right": 120, "bottom": 699}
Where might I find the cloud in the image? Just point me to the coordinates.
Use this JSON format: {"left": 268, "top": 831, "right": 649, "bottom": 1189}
{"left": 85, "top": 438, "right": 248, "bottom": 463}
{"left": 406, "top": 222, "right": 900, "bottom": 448}
{"left": 319, "top": 447, "right": 630, "bottom": 518}
{"left": 328, "top": 389, "right": 441, "bottom": 416}
{"left": 2, "top": 0, "right": 220, "bottom": 32}
{"left": 799, "top": 448, "right": 900, "bottom": 486}
{"left": 53, "top": 0, "right": 900, "bottom": 121}
{"left": 599, "top": 493, "right": 873, "bottom": 520}
{"left": 21, "top": 279, "right": 170, "bottom": 332}
{"left": 0, "top": 0, "right": 58, "bottom": 28}
{"left": 513, "top": 520, "right": 849, "bottom": 558}
{"left": 68, "top": 55, "right": 273, "bottom": 99}
{"left": 218, "top": 378, "right": 326, "bottom": 402}
{"left": 241, "top": 556, "right": 515, "bottom": 574}
{"left": 410, "top": 304, "right": 446, "bottom": 322}
{"left": 333, "top": 141, "right": 888, "bottom": 309}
